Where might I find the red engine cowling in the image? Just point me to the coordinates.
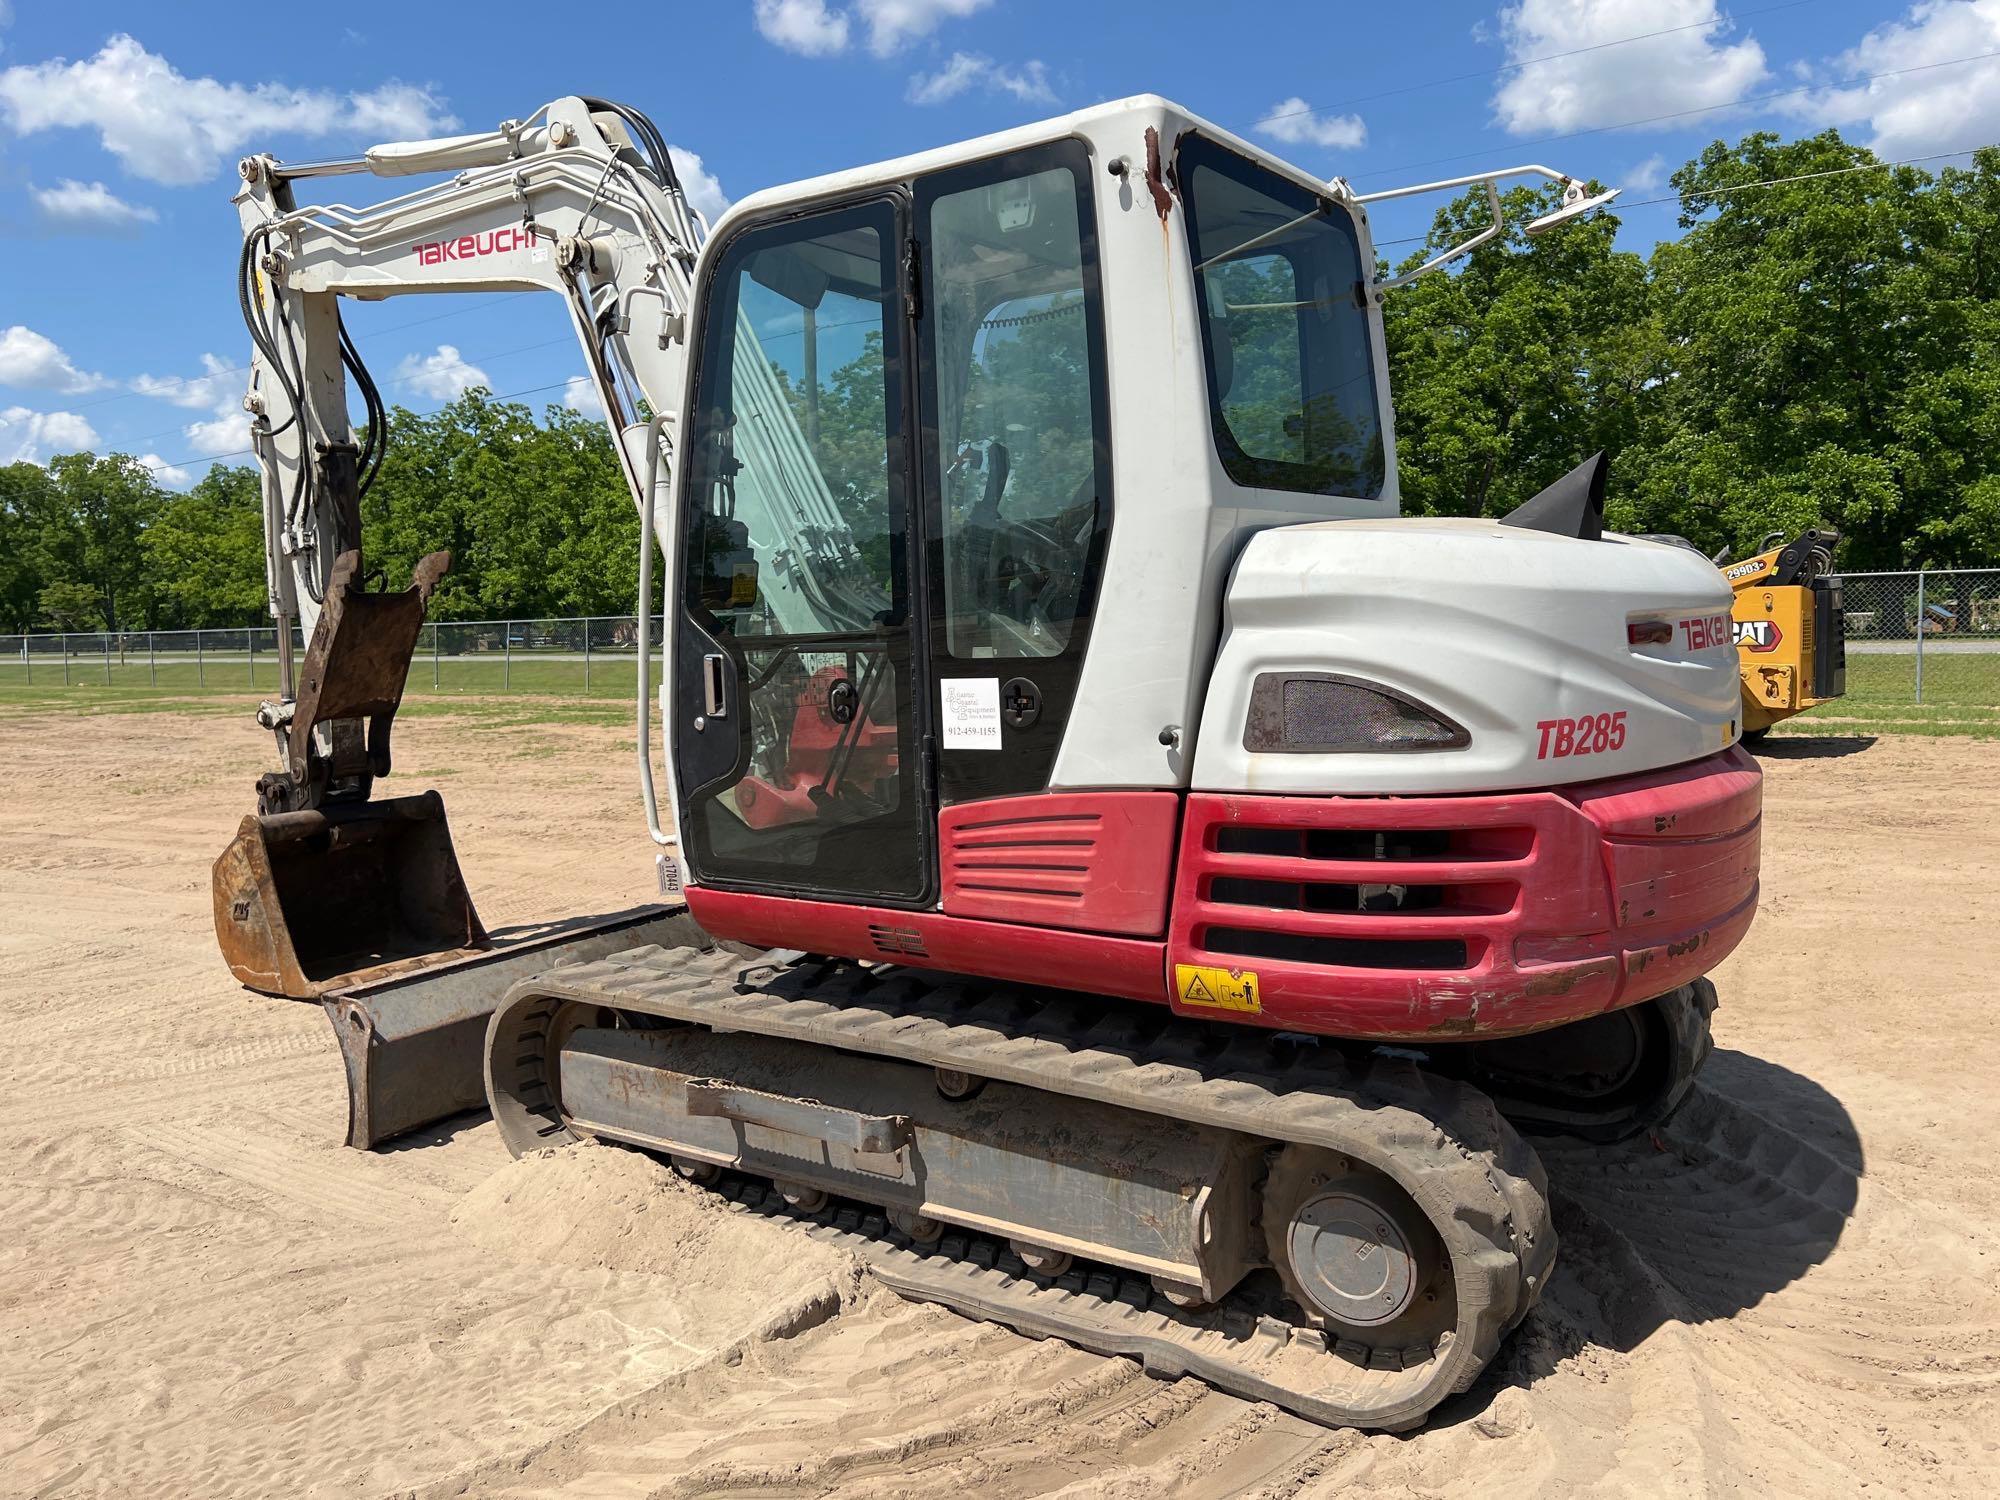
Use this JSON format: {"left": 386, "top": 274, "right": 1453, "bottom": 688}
{"left": 685, "top": 746, "right": 1761, "bottom": 1043}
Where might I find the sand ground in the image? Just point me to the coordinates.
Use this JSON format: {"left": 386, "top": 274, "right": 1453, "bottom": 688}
{"left": 2, "top": 707, "right": 1997, "bottom": 1498}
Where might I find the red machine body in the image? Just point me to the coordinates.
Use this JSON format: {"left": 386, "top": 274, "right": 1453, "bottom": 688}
{"left": 685, "top": 745, "right": 1760, "bottom": 1042}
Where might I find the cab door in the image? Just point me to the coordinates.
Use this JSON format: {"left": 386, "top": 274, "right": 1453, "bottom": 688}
{"left": 913, "top": 140, "right": 1113, "bottom": 804}
{"left": 671, "top": 197, "right": 930, "bottom": 903}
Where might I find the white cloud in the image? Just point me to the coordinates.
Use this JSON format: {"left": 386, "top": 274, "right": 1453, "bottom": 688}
{"left": 668, "top": 145, "right": 730, "bottom": 222}
{"left": 1625, "top": 152, "right": 1667, "bottom": 192}
{"left": 130, "top": 352, "right": 250, "bottom": 460}
{"left": 907, "top": 52, "right": 1056, "bottom": 107}
{"left": 132, "top": 352, "right": 237, "bottom": 411}
{"left": 395, "top": 344, "right": 490, "bottom": 401}
{"left": 182, "top": 412, "right": 250, "bottom": 459}
{"left": 0, "top": 35, "right": 458, "bottom": 186}
{"left": 562, "top": 375, "right": 605, "bottom": 420}
{"left": 0, "top": 326, "right": 107, "bottom": 393}
{"left": 137, "top": 452, "right": 192, "bottom": 487}
{"left": 30, "top": 178, "right": 158, "bottom": 233}
{"left": 1490, "top": 0, "right": 1769, "bottom": 135}
{"left": 1780, "top": 1, "right": 2000, "bottom": 159}
{"left": 345, "top": 81, "right": 458, "bottom": 142}
{"left": 858, "top": 0, "right": 992, "bottom": 57}
{"left": 754, "top": 0, "right": 851, "bottom": 56}
{"left": 1, "top": 406, "right": 99, "bottom": 463}
{"left": 1255, "top": 97, "right": 1367, "bottom": 151}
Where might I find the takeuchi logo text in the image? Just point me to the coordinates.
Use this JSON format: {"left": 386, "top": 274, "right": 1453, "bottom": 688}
{"left": 413, "top": 226, "right": 535, "bottom": 266}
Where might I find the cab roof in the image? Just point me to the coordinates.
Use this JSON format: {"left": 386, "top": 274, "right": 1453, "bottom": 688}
{"left": 713, "top": 94, "right": 1354, "bottom": 237}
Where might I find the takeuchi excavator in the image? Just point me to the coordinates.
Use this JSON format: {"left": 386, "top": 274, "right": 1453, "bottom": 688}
{"left": 210, "top": 95, "right": 1761, "bottom": 1431}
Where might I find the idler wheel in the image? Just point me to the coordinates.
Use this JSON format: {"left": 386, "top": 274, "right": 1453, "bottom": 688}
{"left": 1263, "top": 1147, "right": 1455, "bottom": 1346}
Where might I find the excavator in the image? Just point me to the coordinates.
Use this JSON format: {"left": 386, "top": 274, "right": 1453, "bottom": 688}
{"left": 209, "top": 95, "right": 1761, "bottom": 1431}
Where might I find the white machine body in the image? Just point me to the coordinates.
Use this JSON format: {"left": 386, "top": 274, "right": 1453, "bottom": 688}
{"left": 228, "top": 92, "right": 1735, "bottom": 885}
{"left": 1197, "top": 519, "right": 1739, "bottom": 794}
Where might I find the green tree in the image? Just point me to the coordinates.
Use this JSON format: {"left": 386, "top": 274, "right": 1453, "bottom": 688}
{"left": 1382, "top": 180, "right": 1653, "bottom": 520}
{"left": 28, "top": 453, "right": 163, "bottom": 630}
{"left": 36, "top": 580, "right": 102, "bottom": 631}
{"left": 144, "top": 465, "right": 268, "bottom": 627}
{"left": 0, "top": 461, "right": 56, "bottom": 631}
{"left": 1617, "top": 137, "right": 1997, "bottom": 564}
{"left": 361, "top": 390, "right": 638, "bottom": 620}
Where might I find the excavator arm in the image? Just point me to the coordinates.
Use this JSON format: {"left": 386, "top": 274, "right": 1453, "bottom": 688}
{"left": 209, "top": 98, "right": 829, "bottom": 1142}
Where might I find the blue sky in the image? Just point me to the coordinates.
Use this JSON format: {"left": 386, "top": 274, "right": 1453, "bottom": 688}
{"left": 2, "top": 0, "right": 1996, "bottom": 483}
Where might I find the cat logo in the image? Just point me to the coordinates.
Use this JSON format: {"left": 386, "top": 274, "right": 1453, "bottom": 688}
{"left": 1735, "top": 619, "right": 1783, "bottom": 653}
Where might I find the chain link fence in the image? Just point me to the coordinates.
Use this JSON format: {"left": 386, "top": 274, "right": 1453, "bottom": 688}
{"left": 1834, "top": 569, "right": 2000, "bottom": 708}
{"left": 4, "top": 573, "right": 1998, "bottom": 710}
{"left": 0, "top": 616, "right": 665, "bottom": 698}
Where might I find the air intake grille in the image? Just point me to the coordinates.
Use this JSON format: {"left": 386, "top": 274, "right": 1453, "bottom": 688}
{"left": 1183, "top": 815, "right": 1536, "bottom": 975}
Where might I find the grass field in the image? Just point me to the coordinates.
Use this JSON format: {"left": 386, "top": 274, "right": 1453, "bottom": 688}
{"left": 0, "top": 648, "right": 652, "bottom": 699}
{"left": 2, "top": 646, "right": 1992, "bottom": 735}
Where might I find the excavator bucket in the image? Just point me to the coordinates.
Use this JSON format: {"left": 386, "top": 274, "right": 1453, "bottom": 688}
{"left": 212, "top": 791, "right": 486, "bottom": 998}
{"left": 209, "top": 547, "right": 695, "bottom": 1149}
{"left": 212, "top": 548, "right": 482, "bottom": 999}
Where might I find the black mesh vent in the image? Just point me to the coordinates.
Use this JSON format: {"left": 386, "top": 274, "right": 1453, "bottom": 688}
{"left": 1244, "top": 673, "right": 1470, "bottom": 754}
{"left": 1204, "top": 925, "right": 1470, "bottom": 971}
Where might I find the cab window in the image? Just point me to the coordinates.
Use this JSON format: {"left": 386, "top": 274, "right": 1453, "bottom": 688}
{"left": 1179, "top": 133, "right": 1386, "bottom": 499}
{"left": 924, "top": 157, "right": 1107, "bottom": 659}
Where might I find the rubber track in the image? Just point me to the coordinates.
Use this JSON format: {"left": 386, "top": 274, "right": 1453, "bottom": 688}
{"left": 489, "top": 944, "right": 1557, "bottom": 1431}
{"left": 1464, "top": 980, "right": 1718, "bottom": 1144}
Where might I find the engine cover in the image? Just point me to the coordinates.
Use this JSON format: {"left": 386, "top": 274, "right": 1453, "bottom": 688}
{"left": 1195, "top": 518, "right": 1740, "bottom": 794}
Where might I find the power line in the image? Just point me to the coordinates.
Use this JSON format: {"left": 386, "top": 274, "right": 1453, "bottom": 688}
{"left": 1370, "top": 143, "right": 1997, "bottom": 249}
{"left": 96, "top": 139, "right": 2000, "bottom": 469}
{"left": 0, "top": 291, "right": 539, "bottom": 431}
{"left": 129, "top": 377, "right": 584, "bottom": 478}
{"left": 1353, "top": 47, "right": 2000, "bottom": 182}
{"left": 26, "top": 35, "right": 1998, "bottom": 445}
{"left": 1262, "top": 0, "right": 1814, "bottom": 126}
{"left": 49, "top": 332, "right": 584, "bottom": 457}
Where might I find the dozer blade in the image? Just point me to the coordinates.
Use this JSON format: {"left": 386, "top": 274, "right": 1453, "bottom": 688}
{"left": 324, "top": 904, "right": 694, "bottom": 1148}
{"left": 212, "top": 790, "right": 487, "bottom": 999}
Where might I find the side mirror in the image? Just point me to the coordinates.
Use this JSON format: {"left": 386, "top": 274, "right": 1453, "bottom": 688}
{"left": 1525, "top": 185, "right": 1621, "bottom": 237}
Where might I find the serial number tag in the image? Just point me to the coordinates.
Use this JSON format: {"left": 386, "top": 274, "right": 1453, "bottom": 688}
{"left": 1536, "top": 710, "right": 1627, "bottom": 760}
{"left": 1175, "top": 964, "right": 1261, "bottom": 1014}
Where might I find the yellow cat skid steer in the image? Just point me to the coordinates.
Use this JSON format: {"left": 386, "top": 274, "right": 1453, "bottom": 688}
{"left": 1720, "top": 528, "right": 1847, "bottom": 739}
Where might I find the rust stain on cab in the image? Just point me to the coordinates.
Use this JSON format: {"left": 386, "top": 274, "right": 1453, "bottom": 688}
{"left": 1143, "top": 127, "right": 1173, "bottom": 222}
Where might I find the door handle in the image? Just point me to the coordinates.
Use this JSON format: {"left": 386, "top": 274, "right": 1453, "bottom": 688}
{"left": 702, "top": 653, "right": 728, "bottom": 719}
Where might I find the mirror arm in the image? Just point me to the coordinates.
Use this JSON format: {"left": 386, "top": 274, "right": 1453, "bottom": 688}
{"left": 1361, "top": 164, "right": 1620, "bottom": 294}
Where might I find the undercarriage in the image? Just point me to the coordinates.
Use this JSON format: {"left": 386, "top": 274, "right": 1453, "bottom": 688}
{"left": 486, "top": 932, "right": 1715, "bottom": 1429}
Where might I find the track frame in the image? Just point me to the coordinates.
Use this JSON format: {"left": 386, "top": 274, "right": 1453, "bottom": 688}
{"left": 486, "top": 943, "right": 1558, "bottom": 1429}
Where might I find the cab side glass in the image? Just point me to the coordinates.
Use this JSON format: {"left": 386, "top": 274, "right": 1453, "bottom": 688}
{"left": 1179, "top": 133, "right": 1386, "bottom": 500}
{"left": 927, "top": 165, "right": 1102, "bottom": 659}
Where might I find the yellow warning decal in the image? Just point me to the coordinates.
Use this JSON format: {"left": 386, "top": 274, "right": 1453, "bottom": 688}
{"left": 1175, "top": 964, "right": 1261, "bottom": 1014}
